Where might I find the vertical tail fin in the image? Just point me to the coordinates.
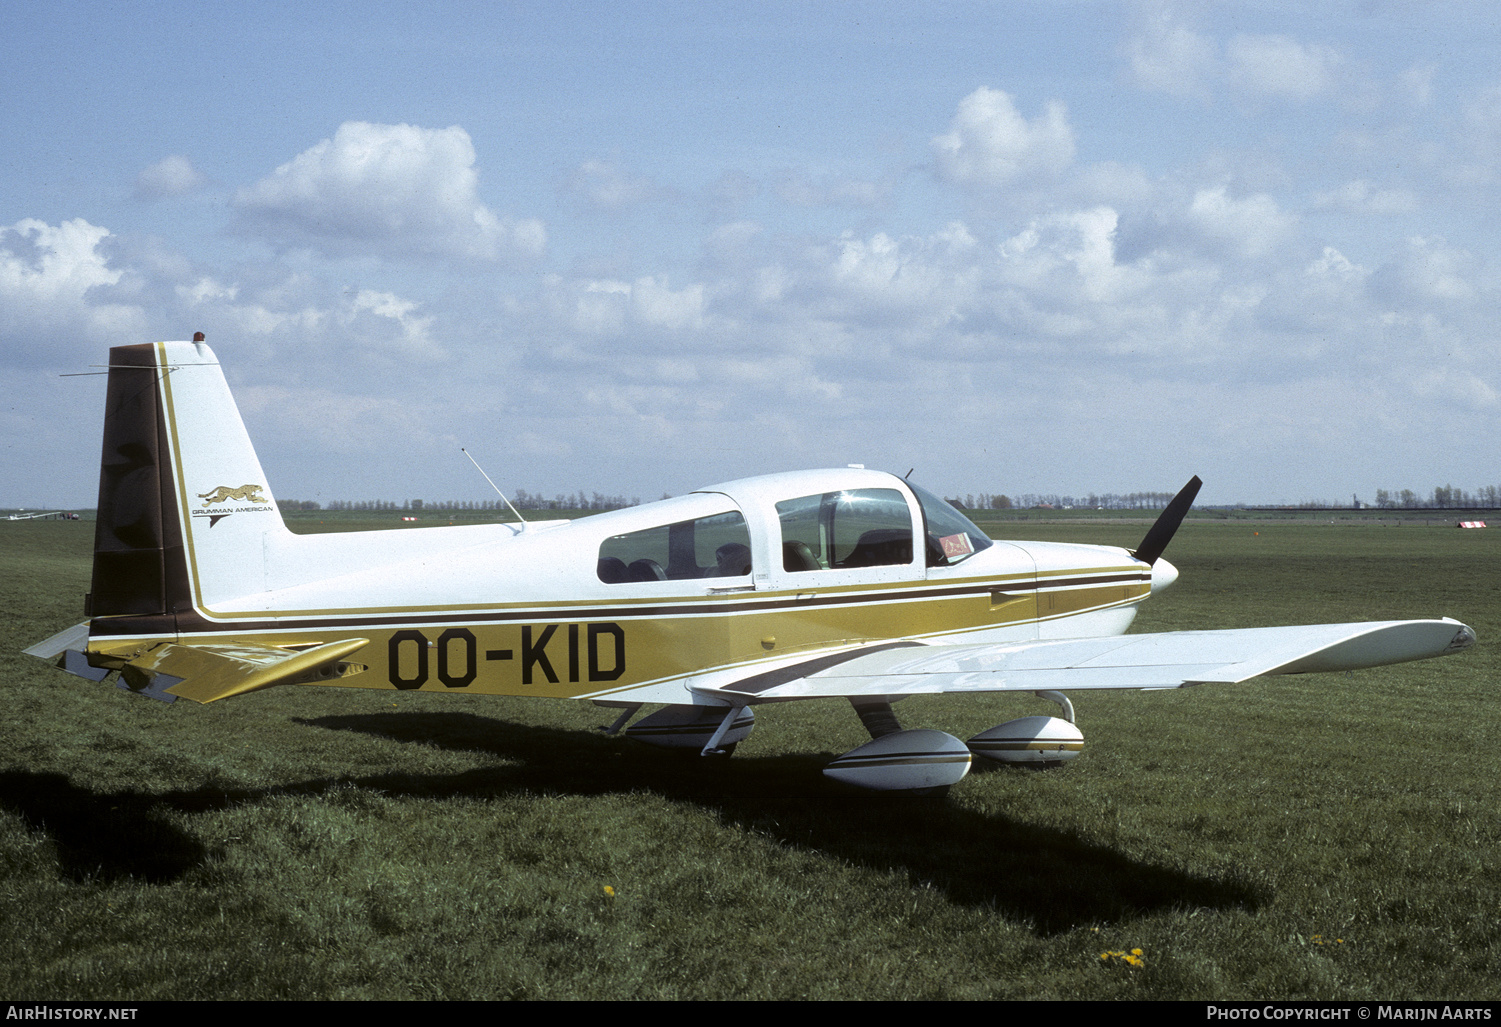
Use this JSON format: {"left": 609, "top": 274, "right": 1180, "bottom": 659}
{"left": 89, "top": 340, "right": 288, "bottom": 626}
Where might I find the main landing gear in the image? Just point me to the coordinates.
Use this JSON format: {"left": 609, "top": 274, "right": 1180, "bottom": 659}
{"left": 596, "top": 691, "right": 1084, "bottom": 793}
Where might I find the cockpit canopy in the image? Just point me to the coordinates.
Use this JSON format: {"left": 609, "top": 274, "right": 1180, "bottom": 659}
{"left": 595, "top": 470, "right": 992, "bottom": 584}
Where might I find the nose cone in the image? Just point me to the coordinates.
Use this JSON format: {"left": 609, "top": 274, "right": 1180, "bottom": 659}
{"left": 1150, "top": 557, "right": 1179, "bottom": 593}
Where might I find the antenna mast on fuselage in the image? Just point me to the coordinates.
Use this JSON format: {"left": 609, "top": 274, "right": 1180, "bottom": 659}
{"left": 461, "top": 447, "right": 527, "bottom": 527}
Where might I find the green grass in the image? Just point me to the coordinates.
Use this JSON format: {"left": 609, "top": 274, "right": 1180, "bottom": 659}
{"left": 2, "top": 518, "right": 1499, "bottom": 998}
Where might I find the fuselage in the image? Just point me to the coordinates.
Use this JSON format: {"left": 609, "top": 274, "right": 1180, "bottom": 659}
{"left": 78, "top": 341, "right": 1162, "bottom": 707}
{"left": 90, "top": 464, "right": 1157, "bottom": 705}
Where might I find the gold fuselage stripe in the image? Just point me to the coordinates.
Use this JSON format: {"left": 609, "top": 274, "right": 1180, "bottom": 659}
{"left": 92, "top": 580, "right": 1149, "bottom": 700}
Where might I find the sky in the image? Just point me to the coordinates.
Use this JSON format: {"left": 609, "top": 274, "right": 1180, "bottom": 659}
{"left": 4, "top": 0, "right": 1501, "bottom": 509}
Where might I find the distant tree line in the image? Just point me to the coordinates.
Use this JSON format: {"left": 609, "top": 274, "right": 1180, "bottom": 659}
{"left": 944, "top": 491, "right": 1180, "bottom": 511}
{"left": 509, "top": 490, "right": 641, "bottom": 511}
{"left": 272, "top": 483, "right": 1501, "bottom": 514}
{"left": 277, "top": 491, "right": 641, "bottom": 513}
{"left": 1370, "top": 485, "right": 1501, "bottom": 509}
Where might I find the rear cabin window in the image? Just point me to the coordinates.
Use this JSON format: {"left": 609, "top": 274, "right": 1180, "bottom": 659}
{"left": 776, "top": 488, "right": 915, "bottom": 572}
{"left": 597, "top": 510, "right": 753, "bottom": 583}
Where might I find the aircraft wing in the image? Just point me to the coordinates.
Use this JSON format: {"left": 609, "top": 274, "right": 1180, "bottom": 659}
{"left": 695, "top": 619, "right": 1475, "bottom": 702}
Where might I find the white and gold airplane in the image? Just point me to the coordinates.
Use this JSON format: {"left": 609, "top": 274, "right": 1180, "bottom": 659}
{"left": 26, "top": 339, "right": 1477, "bottom": 792}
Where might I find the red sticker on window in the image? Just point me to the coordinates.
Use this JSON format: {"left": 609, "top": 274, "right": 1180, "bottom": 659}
{"left": 940, "top": 533, "right": 974, "bottom": 558}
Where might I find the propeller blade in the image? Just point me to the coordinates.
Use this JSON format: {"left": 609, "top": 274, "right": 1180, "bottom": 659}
{"left": 1133, "top": 476, "right": 1202, "bottom": 566}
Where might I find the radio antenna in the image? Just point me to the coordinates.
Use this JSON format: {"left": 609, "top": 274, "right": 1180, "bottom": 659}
{"left": 461, "top": 447, "right": 527, "bottom": 526}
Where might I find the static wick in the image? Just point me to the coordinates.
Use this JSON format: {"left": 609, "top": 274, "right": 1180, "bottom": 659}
{"left": 462, "top": 447, "right": 527, "bottom": 526}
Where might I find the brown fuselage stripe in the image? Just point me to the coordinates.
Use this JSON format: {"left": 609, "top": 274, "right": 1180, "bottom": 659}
{"left": 87, "top": 571, "right": 1150, "bottom": 639}
{"left": 717, "top": 641, "right": 927, "bottom": 695}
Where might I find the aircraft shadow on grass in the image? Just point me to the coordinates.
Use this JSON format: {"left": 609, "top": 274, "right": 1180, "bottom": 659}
{"left": 0, "top": 711, "right": 1262, "bottom": 935}
{"left": 0, "top": 769, "right": 207, "bottom": 885}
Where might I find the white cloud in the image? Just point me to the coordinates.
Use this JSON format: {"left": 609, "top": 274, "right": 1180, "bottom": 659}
{"left": 176, "top": 276, "right": 238, "bottom": 305}
{"left": 0, "top": 218, "right": 119, "bottom": 301}
{"left": 775, "top": 171, "right": 888, "bottom": 208}
{"left": 164, "top": 271, "right": 441, "bottom": 361}
{"left": 1073, "top": 161, "right": 1155, "bottom": 208}
{"left": 1376, "top": 237, "right": 1476, "bottom": 303}
{"left": 345, "top": 289, "right": 438, "bottom": 356}
{"left": 226, "top": 302, "right": 324, "bottom": 339}
{"left": 233, "top": 122, "right": 545, "bottom": 260}
{"left": 932, "top": 87, "right": 1075, "bottom": 188}
{"left": 710, "top": 170, "right": 761, "bottom": 208}
{"left": 1055, "top": 207, "right": 1134, "bottom": 303}
{"left": 706, "top": 220, "right": 762, "bottom": 251}
{"left": 566, "top": 159, "right": 664, "bottom": 209}
{"left": 631, "top": 276, "right": 706, "bottom": 331}
{"left": 1125, "top": 20, "right": 1350, "bottom": 106}
{"left": 574, "top": 280, "right": 630, "bottom": 336}
{"left": 718, "top": 355, "right": 842, "bottom": 401}
{"left": 1306, "top": 247, "right": 1366, "bottom": 283}
{"left": 0, "top": 218, "right": 145, "bottom": 353}
{"left": 822, "top": 226, "right": 979, "bottom": 315}
{"left": 234, "top": 383, "right": 427, "bottom": 455}
{"left": 135, "top": 155, "right": 206, "bottom": 199}
{"left": 1463, "top": 85, "right": 1501, "bottom": 149}
{"left": 1401, "top": 64, "right": 1435, "bottom": 107}
{"left": 1126, "top": 16, "right": 1216, "bottom": 97}
{"left": 1226, "top": 34, "right": 1340, "bottom": 100}
{"left": 995, "top": 207, "right": 1169, "bottom": 318}
{"left": 572, "top": 276, "right": 706, "bottom": 335}
{"left": 1188, "top": 186, "right": 1296, "bottom": 258}
{"left": 1296, "top": 247, "right": 1369, "bottom": 313}
{"left": 156, "top": 266, "right": 326, "bottom": 344}
{"left": 1314, "top": 180, "right": 1417, "bottom": 216}
{"left": 1411, "top": 368, "right": 1497, "bottom": 409}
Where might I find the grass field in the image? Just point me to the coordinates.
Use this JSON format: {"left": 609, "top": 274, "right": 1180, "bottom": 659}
{"left": 1, "top": 516, "right": 1498, "bottom": 999}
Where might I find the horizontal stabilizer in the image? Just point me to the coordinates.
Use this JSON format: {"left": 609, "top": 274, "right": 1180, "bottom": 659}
{"left": 24, "top": 621, "right": 93, "bottom": 663}
{"left": 23, "top": 622, "right": 112, "bottom": 682}
{"left": 119, "top": 638, "right": 371, "bottom": 704}
{"left": 697, "top": 619, "right": 1475, "bottom": 701}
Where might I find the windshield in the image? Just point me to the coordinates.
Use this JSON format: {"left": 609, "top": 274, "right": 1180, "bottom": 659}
{"left": 908, "top": 482, "right": 993, "bottom": 566}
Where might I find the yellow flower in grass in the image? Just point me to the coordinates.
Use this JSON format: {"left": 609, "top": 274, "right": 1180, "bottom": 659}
{"left": 603, "top": 885, "right": 616, "bottom": 898}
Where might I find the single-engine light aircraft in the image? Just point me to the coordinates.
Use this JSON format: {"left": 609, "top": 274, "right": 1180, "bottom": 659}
{"left": 26, "top": 339, "right": 1477, "bottom": 792}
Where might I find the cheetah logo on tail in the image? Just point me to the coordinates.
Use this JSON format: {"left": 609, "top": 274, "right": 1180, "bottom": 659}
{"left": 198, "top": 484, "right": 268, "bottom": 507}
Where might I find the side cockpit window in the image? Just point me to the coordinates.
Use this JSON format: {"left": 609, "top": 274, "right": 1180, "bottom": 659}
{"left": 776, "top": 488, "right": 914, "bottom": 573}
{"left": 598, "top": 510, "right": 752, "bottom": 583}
